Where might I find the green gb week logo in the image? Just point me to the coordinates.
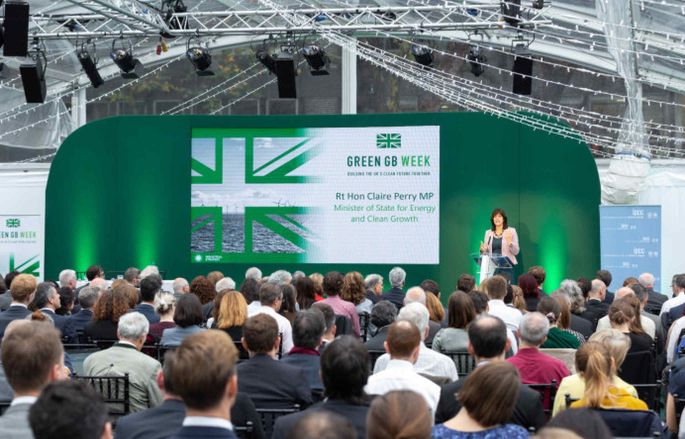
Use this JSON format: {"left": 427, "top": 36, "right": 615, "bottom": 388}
{"left": 6, "top": 218, "right": 21, "bottom": 228}
{"left": 376, "top": 133, "right": 401, "bottom": 149}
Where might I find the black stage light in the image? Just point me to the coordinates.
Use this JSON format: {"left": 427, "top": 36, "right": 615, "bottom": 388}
{"left": 466, "top": 47, "right": 486, "bottom": 77}
{"left": 512, "top": 55, "right": 533, "bottom": 95}
{"left": 20, "top": 48, "right": 47, "bottom": 103}
{"left": 501, "top": 0, "right": 521, "bottom": 26}
{"left": 186, "top": 38, "right": 214, "bottom": 76}
{"left": 4, "top": 1, "right": 30, "bottom": 56}
{"left": 256, "top": 49, "right": 276, "bottom": 74}
{"left": 110, "top": 39, "right": 141, "bottom": 79}
{"left": 411, "top": 44, "right": 434, "bottom": 67}
{"left": 302, "top": 45, "right": 330, "bottom": 75}
{"left": 77, "top": 44, "right": 104, "bottom": 88}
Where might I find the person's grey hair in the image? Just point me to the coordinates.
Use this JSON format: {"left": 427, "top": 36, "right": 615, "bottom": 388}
{"left": 397, "top": 302, "right": 429, "bottom": 341}
{"left": 139, "top": 265, "right": 160, "bottom": 280}
{"left": 638, "top": 273, "right": 655, "bottom": 288}
{"left": 365, "top": 274, "right": 383, "bottom": 290}
{"left": 77, "top": 286, "right": 100, "bottom": 309}
{"left": 124, "top": 267, "right": 140, "bottom": 283}
{"left": 389, "top": 267, "right": 406, "bottom": 288}
{"left": 268, "top": 270, "right": 292, "bottom": 285}
{"left": 172, "top": 278, "right": 188, "bottom": 295}
{"left": 558, "top": 279, "right": 585, "bottom": 313}
{"left": 404, "top": 286, "right": 426, "bottom": 305}
{"left": 58, "top": 269, "right": 76, "bottom": 287}
{"left": 589, "top": 279, "right": 606, "bottom": 297}
{"left": 215, "top": 277, "right": 236, "bottom": 293}
{"left": 519, "top": 312, "right": 550, "bottom": 346}
{"left": 589, "top": 328, "right": 631, "bottom": 368}
{"left": 117, "top": 312, "right": 149, "bottom": 341}
{"left": 371, "top": 300, "right": 397, "bottom": 328}
{"left": 245, "top": 267, "right": 262, "bottom": 281}
{"left": 293, "top": 271, "right": 306, "bottom": 280}
{"left": 154, "top": 291, "right": 176, "bottom": 315}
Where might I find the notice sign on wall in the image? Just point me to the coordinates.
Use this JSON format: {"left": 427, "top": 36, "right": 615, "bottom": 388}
{"left": 0, "top": 214, "right": 42, "bottom": 277}
{"left": 190, "top": 126, "right": 440, "bottom": 264}
{"left": 599, "top": 205, "right": 661, "bottom": 288}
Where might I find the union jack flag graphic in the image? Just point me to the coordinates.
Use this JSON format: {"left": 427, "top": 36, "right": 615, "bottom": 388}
{"left": 376, "top": 133, "right": 401, "bottom": 149}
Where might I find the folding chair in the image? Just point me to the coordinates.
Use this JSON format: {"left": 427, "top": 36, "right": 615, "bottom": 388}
{"left": 255, "top": 404, "right": 300, "bottom": 439}
{"left": 439, "top": 350, "right": 476, "bottom": 379}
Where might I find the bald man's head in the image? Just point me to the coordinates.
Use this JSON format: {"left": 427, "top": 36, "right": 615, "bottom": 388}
{"left": 613, "top": 287, "right": 635, "bottom": 302}
{"left": 403, "top": 287, "right": 426, "bottom": 305}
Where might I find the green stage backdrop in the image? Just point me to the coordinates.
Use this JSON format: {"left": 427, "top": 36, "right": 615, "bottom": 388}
{"left": 45, "top": 113, "right": 600, "bottom": 293}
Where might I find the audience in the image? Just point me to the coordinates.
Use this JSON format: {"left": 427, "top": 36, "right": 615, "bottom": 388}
{"left": 279, "top": 284, "right": 298, "bottom": 325}
{"left": 29, "top": 380, "right": 112, "bottom": 439}
{"left": 311, "top": 302, "right": 337, "bottom": 350}
{"left": 160, "top": 294, "right": 206, "bottom": 347}
{"left": 365, "top": 300, "right": 397, "bottom": 351}
{"left": 579, "top": 279, "right": 609, "bottom": 330}
{"left": 431, "top": 291, "right": 476, "bottom": 353}
{"left": 435, "top": 315, "right": 545, "bottom": 431}
{"left": 0, "top": 321, "right": 69, "bottom": 437}
{"left": 608, "top": 297, "right": 653, "bottom": 354}
{"left": 367, "top": 390, "right": 432, "bottom": 439}
{"left": 320, "top": 271, "right": 361, "bottom": 337}
{"left": 56, "top": 286, "right": 76, "bottom": 316}
{"left": 287, "top": 411, "right": 356, "bottom": 439}
{"left": 281, "top": 309, "right": 326, "bottom": 394}
{"left": 0, "top": 274, "right": 36, "bottom": 337}
{"left": 403, "top": 286, "right": 441, "bottom": 344}
{"left": 544, "top": 408, "right": 613, "bottom": 439}
{"left": 293, "top": 276, "right": 317, "bottom": 310}
{"left": 251, "top": 282, "right": 294, "bottom": 353}
{"left": 34, "top": 281, "right": 76, "bottom": 341}
{"left": 558, "top": 279, "right": 593, "bottom": 339}
{"left": 172, "top": 278, "right": 189, "bottom": 301}
{"left": 364, "top": 274, "right": 384, "bottom": 305}
{"left": 125, "top": 267, "right": 141, "bottom": 287}
{"left": 507, "top": 312, "right": 570, "bottom": 385}
{"left": 215, "top": 277, "right": 236, "bottom": 293}
{"left": 425, "top": 290, "right": 446, "bottom": 325}
{"left": 69, "top": 286, "right": 99, "bottom": 337}
{"left": 549, "top": 291, "right": 586, "bottom": 345}
{"left": 189, "top": 276, "right": 215, "bottom": 318}
{"left": 137, "top": 275, "right": 163, "bottom": 324}
{"left": 639, "top": 272, "right": 666, "bottom": 315}
{"left": 456, "top": 274, "right": 476, "bottom": 294}
{"left": 85, "top": 285, "right": 133, "bottom": 341}
{"left": 237, "top": 314, "right": 312, "bottom": 408}
{"left": 380, "top": 266, "right": 406, "bottom": 311}
{"left": 342, "top": 271, "right": 373, "bottom": 315}
{"left": 212, "top": 290, "right": 247, "bottom": 340}
{"left": 84, "top": 312, "right": 163, "bottom": 412}
{"left": 538, "top": 295, "right": 581, "bottom": 349}
{"left": 595, "top": 287, "right": 656, "bottom": 339}
{"left": 433, "top": 362, "right": 528, "bottom": 439}
{"left": 148, "top": 291, "right": 176, "bottom": 342}
{"left": 596, "top": 269, "right": 614, "bottom": 304}
{"left": 485, "top": 275, "right": 522, "bottom": 331}
{"left": 242, "top": 278, "right": 262, "bottom": 316}
{"left": 519, "top": 273, "right": 541, "bottom": 312}
{"left": 373, "top": 303, "right": 458, "bottom": 381}
{"left": 365, "top": 320, "right": 441, "bottom": 415}
{"left": 273, "top": 336, "right": 371, "bottom": 439}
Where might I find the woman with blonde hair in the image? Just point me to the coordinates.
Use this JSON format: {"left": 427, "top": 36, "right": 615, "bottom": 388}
{"left": 148, "top": 291, "right": 176, "bottom": 342}
{"left": 552, "top": 329, "right": 638, "bottom": 415}
{"left": 569, "top": 341, "right": 646, "bottom": 410}
{"left": 212, "top": 290, "right": 248, "bottom": 340}
{"left": 425, "top": 292, "right": 445, "bottom": 324}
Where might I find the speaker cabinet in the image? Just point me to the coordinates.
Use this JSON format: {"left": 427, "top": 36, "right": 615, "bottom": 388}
{"left": 513, "top": 56, "right": 533, "bottom": 95}
{"left": 4, "top": 1, "right": 30, "bottom": 57}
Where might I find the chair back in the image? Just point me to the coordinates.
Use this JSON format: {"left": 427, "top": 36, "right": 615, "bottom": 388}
{"left": 367, "top": 349, "right": 386, "bottom": 372}
{"left": 359, "top": 313, "right": 371, "bottom": 342}
{"left": 526, "top": 380, "right": 557, "bottom": 419}
{"left": 619, "top": 350, "right": 656, "bottom": 384}
{"left": 234, "top": 421, "right": 254, "bottom": 439}
{"left": 0, "top": 401, "right": 10, "bottom": 415}
{"left": 62, "top": 343, "right": 100, "bottom": 376}
{"left": 75, "top": 373, "right": 131, "bottom": 417}
{"left": 334, "top": 315, "right": 353, "bottom": 336}
{"left": 439, "top": 350, "right": 476, "bottom": 379}
{"left": 255, "top": 404, "right": 300, "bottom": 438}
{"left": 592, "top": 408, "right": 662, "bottom": 438}
{"left": 539, "top": 348, "right": 577, "bottom": 374}
{"left": 632, "top": 382, "right": 662, "bottom": 412}
{"left": 157, "top": 346, "right": 176, "bottom": 364}
{"left": 674, "top": 394, "right": 685, "bottom": 432}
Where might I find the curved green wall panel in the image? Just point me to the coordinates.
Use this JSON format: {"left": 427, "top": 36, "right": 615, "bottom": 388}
{"left": 45, "top": 113, "right": 600, "bottom": 293}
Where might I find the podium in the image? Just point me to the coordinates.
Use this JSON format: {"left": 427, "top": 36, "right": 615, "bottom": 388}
{"left": 471, "top": 253, "right": 514, "bottom": 284}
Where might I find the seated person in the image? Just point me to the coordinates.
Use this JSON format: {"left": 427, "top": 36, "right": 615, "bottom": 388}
{"left": 367, "top": 390, "right": 432, "bottom": 439}
{"left": 281, "top": 310, "right": 325, "bottom": 394}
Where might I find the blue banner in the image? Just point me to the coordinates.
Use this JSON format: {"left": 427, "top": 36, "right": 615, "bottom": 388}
{"left": 599, "top": 205, "right": 661, "bottom": 290}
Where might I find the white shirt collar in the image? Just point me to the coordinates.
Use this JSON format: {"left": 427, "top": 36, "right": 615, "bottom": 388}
{"left": 11, "top": 396, "right": 38, "bottom": 406}
{"left": 386, "top": 359, "right": 415, "bottom": 370}
{"left": 117, "top": 340, "right": 138, "bottom": 348}
{"left": 183, "top": 416, "right": 233, "bottom": 431}
{"left": 10, "top": 303, "right": 28, "bottom": 308}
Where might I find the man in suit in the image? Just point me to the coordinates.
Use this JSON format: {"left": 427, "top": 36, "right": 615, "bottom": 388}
{"left": 273, "top": 336, "right": 372, "bottom": 439}
{"left": 136, "top": 275, "right": 162, "bottom": 324}
{"left": 0, "top": 271, "right": 20, "bottom": 312}
{"left": 0, "top": 274, "right": 36, "bottom": 337}
{"left": 364, "top": 274, "right": 384, "bottom": 305}
{"left": 172, "top": 278, "right": 189, "bottom": 302}
{"left": 237, "top": 314, "right": 312, "bottom": 408}
{"left": 311, "top": 302, "right": 337, "bottom": 351}
{"left": 58, "top": 269, "right": 78, "bottom": 291}
{"left": 579, "top": 279, "right": 609, "bottom": 330}
{"left": 168, "top": 331, "right": 241, "bottom": 439}
{"left": 596, "top": 269, "right": 615, "bottom": 304}
{"left": 640, "top": 272, "right": 667, "bottom": 315}
{"left": 84, "top": 312, "right": 163, "bottom": 412}
{"left": 281, "top": 310, "right": 325, "bottom": 394}
{"left": 380, "top": 266, "right": 406, "bottom": 311}
{"left": 35, "top": 282, "right": 76, "bottom": 342}
{"left": 365, "top": 300, "right": 397, "bottom": 351}
{"left": 76, "top": 265, "right": 105, "bottom": 295}
{"left": 435, "top": 315, "right": 545, "bottom": 430}
{"left": 404, "top": 287, "right": 440, "bottom": 345}
{"left": 69, "top": 286, "right": 99, "bottom": 339}
{"left": 29, "top": 380, "right": 112, "bottom": 439}
{"left": 0, "top": 320, "right": 70, "bottom": 438}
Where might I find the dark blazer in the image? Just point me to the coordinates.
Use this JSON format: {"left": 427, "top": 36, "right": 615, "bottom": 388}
{"left": 366, "top": 289, "right": 379, "bottom": 305}
{"left": 84, "top": 319, "right": 119, "bottom": 341}
{"left": 435, "top": 372, "right": 545, "bottom": 430}
{"left": 579, "top": 299, "right": 609, "bottom": 330}
{"left": 168, "top": 426, "right": 238, "bottom": 439}
{"left": 645, "top": 288, "right": 667, "bottom": 315}
{"left": 0, "top": 305, "right": 32, "bottom": 337}
{"left": 236, "top": 354, "right": 312, "bottom": 408}
{"left": 365, "top": 326, "right": 390, "bottom": 351}
{"left": 41, "top": 308, "right": 76, "bottom": 341}
{"left": 281, "top": 352, "right": 323, "bottom": 391}
{"left": 202, "top": 302, "right": 214, "bottom": 322}
{"left": 116, "top": 394, "right": 264, "bottom": 439}
{"left": 570, "top": 314, "right": 594, "bottom": 339}
{"left": 135, "top": 303, "right": 160, "bottom": 324}
{"left": 380, "top": 287, "right": 405, "bottom": 311}
{"left": 0, "top": 292, "right": 12, "bottom": 312}
{"left": 604, "top": 291, "right": 615, "bottom": 304}
{"left": 666, "top": 304, "right": 685, "bottom": 333}
{"left": 69, "top": 308, "right": 93, "bottom": 335}
{"left": 272, "top": 399, "right": 370, "bottom": 439}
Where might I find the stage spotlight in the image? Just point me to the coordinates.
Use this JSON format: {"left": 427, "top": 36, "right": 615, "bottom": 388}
{"left": 411, "top": 44, "right": 434, "bottom": 67}
{"left": 77, "top": 43, "right": 104, "bottom": 88}
{"left": 302, "top": 45, "right": 329, "bottom": 76}
{"left": 186, "top": 39, "right": 214, "bottom": 76}
{"left": 256, "top": 49, "right": 276, "bottom": 74}
{"left": 4, "top": 0, "right": 30, "bottom": 56}
{"left": 466, "top": 46, "right": 486, "bottom": 77}
{"left": 20, "top": 44, "right": 47, "bottom": 103}
{"left": 110, "top": 39, "right": 141, "bottom": 79}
